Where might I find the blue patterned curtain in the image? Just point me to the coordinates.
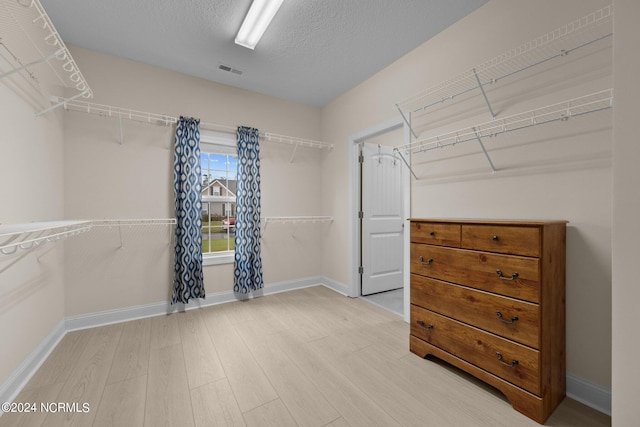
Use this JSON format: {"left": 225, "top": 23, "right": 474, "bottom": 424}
{"left": 234, "top": 126, "right": 263, "bottom": 294}
{"left": 172, "top": 116, "right": 205, "bottom": 304}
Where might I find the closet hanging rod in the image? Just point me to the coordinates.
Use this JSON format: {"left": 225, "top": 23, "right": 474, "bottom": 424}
{"left": 261, "top": 216, "right": 333, "bottom": 235}
{"left": 262, "top": 216, "right": 333, "bottom": 222}
{"left": 262, "top": 133, "right": 333, "bottom": 151}
{"left": 396, "top": 4, "right": 612, "bottom": 115}
{"left": 395, "top": 89, "right": 612, "bottom": 155}
{"left": 90, "top": 218, "right": 177, "bottom": 227}
{"left": 51, "top": 97, "right": 334, "bottom": 151}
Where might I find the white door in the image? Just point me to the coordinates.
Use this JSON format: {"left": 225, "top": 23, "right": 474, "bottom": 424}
{"left": 361, "top": 143, "right": 404, "bottom": 296}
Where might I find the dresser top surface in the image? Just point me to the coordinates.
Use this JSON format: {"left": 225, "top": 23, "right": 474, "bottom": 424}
{"left": 409, "top": 218, "right": 568, "bottom": 226}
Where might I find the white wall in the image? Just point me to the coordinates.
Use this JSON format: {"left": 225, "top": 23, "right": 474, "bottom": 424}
{"left": 611, "top": 0, "right": 640, "bottom": 424}
{"left": 63, "top": 47, "right": 325, "bottom": 317}
{"left": 321, "top": 0, "right": 612, "bottom": 394}
{"left": 3, "top": 0, "right": 628, "bottom": 417}
{"left": 0, "top": 84, "right": 66, "bottom": 392}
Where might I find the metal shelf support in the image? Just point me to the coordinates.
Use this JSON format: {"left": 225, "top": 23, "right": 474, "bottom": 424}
{"left": 0, "top": 48, "right": 63, "bottom": 81}
{"left": 118, "top": 112, "right": 124, "bottom": 145}
{"left": 394, "top": 149, "right": 419, "bottom": 180}
{"left": 395, "top": 89, "right": 613, "bottom": 158}
{"left": 395, "top": 5, "right": 613, "bottom": 119}
{"left": 473, "top": 127, "right": 497, "bottom": 174}
{"left": 396, "top": 104, "right": 418, "bottom": 140}
{"left": 36, "top": 91, "right": 87, "bottom": 116}
{"left": 260, "top": 216, "right": 333, "bottom": 238}
{"left": 473, "top": 68, "right": 496, "bottom": 119}
{"left": 1, "top": 0, "right": 94, "bottom": 114}
{"left": 52, "top": 98, "right": 335, "bottom": 154}
{"left": 0, "top": 221, "right": 91, "bottom": 255}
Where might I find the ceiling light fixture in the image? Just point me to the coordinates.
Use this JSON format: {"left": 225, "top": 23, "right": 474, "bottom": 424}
{"left": 234, "top": 0, "right": 284, "bottom": 50}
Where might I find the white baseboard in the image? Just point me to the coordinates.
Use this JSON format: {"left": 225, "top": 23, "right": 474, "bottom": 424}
{"left": 567, "top": 372, "right": 611, "bottom": 416}
{"left": 2, "top": 276, "right": 329, "bottom": 411}
{"left": 65, "top": 300, "right": 170, "bottom": 332}
{"left": 319, "top": 276, "right": 349, "bottom": 296}
{"left": 2, "top": 277, "right": 610, "bottom": 419}
{"left": 0, "top": 320, "right": 65, "bottom": 407}
{"left": 66, "top": 276, "right": 328, "bottom": 331}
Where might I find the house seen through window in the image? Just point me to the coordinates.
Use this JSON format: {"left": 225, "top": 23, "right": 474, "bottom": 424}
{"left": 200, "top": 131, "right": 237, "bottom": 258}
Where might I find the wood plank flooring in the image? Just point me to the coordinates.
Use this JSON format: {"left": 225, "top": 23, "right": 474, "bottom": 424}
{"left": 1, "top": 286, "right": 611, "bottom": 427}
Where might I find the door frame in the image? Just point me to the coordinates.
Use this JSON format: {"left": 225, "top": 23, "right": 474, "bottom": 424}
{"left": 348, "top": 117, "right": 411, "bottom": 322}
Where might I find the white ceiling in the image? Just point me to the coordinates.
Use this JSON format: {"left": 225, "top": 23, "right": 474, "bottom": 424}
{"left": 40, "top": 0, "right": 487, "bottom": 107}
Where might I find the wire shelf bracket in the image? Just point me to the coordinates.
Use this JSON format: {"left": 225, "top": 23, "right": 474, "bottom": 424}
{"left": 473, "top": 68, "right": 496, "bottom": 119}
{"left": 0, "top": 221, "right": 91, "bottom": 255}
{"left": 50, "top": 98, "right": 335, "bottom": 156}
{"left": 395, "top": 4, "right": 613, "bottom": 139}
{"left": 0, "top": 0, "right": 94, "bottom": 114}
{"left": 395, "top": 104, "right": 418, "bottom": 139}
{"left": 90, "top": 218, "right": 177, "bottom": 227}
{"left": 393, "top": 149, "right": 418, "bottom": 180}
{"left": 0, "top": 47, "right": 62, "bottom": 80}
{"left": 89, "top": 218, "right": 176, "bottom": 248}
{"left": 473, "top": 127, "right": 497, "bottom": 174}
{"left": 394, "top": 89, "right": 613, "bottom": 178}
{"left": 262, "top": 132, "right": 334, "bottom": 163}
{"left": 261, "top": 216, "right": 333, "bottom": 237}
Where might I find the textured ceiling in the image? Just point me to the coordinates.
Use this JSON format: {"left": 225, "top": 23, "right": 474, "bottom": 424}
{"left": 40, "top": 0, "right": 487, "bottom": 107}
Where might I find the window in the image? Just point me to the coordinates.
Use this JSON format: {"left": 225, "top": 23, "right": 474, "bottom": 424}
{"left": 200, "top": 130, "right": 237, "bottom": 265}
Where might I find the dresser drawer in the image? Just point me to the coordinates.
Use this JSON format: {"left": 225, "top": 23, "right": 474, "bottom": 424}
{"left": 411, "top": 305, "right": 540, "bottom": 395}
{"left": 461, "top": 225, "right": 540, "bottom": 257}
{"left": 410, "top": 243, "right": 540, "bottom": 303}
{"left": 411, "top": 275, "right": 540, "bottom": 348}
{"left": 410, "top": 222, "right": 460, "bottom": 247}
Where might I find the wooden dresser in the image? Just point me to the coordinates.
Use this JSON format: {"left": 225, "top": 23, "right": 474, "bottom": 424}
{"left": 409, "top": 219, "right": 566, "bottom": 423}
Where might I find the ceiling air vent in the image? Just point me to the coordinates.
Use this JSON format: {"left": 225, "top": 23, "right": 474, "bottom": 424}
{"left": 218, "top": 64, "right": 243, "bottom": 75}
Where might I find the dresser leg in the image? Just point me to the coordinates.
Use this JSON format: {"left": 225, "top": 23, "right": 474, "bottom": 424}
{"left": 410, "top": 336, "right": 555, "bottom": 424}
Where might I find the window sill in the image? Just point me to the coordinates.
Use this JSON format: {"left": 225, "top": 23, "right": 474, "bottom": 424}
{"left": 203, "top": 252, "right": 234, "bottom": 266}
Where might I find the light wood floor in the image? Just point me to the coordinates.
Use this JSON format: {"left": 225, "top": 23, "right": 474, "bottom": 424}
{"left": 1, "top": 286, "right": 610, "bottom": 427}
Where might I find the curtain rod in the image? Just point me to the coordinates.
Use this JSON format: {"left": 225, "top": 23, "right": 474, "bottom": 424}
{"left": 52, "top": 97, "right": 333, "bottom": 151}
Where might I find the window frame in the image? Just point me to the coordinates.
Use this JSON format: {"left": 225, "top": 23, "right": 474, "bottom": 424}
{"left": 200, "top": 130, "right": 237, "bottom": 266}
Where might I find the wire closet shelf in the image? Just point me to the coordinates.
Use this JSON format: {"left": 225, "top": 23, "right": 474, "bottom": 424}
{"left": 262, "top": 216, "right": 333, "bottom": 224}
{"left": 395, "top": 89, "right": 613, "bottom": 156}
{"left": 0, "top": 219, "right": 180, "bottom": 255}
{"left": 90, "top": 219, "right": 177, "bottom": 227}
{"left": 0, "top": 216, "right": 333, "bottom": 253}
{"left": 51, "top": 97, "right": 334, "bottom": 153}
{"left": 0, "top": 221, "right": 91, "bottom": 255}
{"left": 261, "top": 216, "right": 333, "bottom": 233}
{"left": 0, "top": 0, "right": 93, "bottom": 114}
{"left": 394, "top": 4, "right": 613, "bottom": 138}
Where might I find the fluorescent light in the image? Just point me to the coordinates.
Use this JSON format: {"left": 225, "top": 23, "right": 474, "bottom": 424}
{"left": 235, "top": 0, "right": 284, "bottom": 50}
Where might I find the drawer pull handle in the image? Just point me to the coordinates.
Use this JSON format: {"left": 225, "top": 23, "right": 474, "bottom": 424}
{"left": 495, "top": 352, "right": 519, "bottom": 368}
{"left": 492, "top": 235, "right": 499, "bottom": 241}
{"left": 417, "top": 320, "right": 434, "bottom": 331}
{"left": 429, "top": 231, "right": 436, "bottom": 237}
{"left": 495, "top": 310, "right": 519, "bottom": 324}
{"left": 419, "top": 256, "right": 433, "bottom": 266}
{"left": 496, "top": 269, "right": 519, "bottom": 280}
